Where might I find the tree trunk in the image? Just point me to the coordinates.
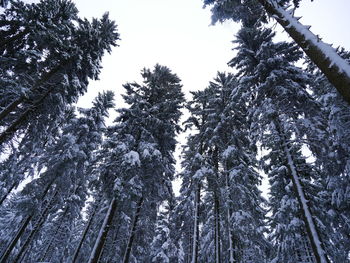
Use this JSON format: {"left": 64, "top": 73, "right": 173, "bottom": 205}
{"left": 0, "top": 83, "right": 54, "bottom": 145}
{"left": 225, "top": 167, "right": 235, "bottom": 263}
{"left": 72, "top": 199, "right": 100, "bottom": 263}
{"left": 122, "top": 196, "right": 144, "bottom": 263}
{"left": 273, "top": 120, "right": 330, "bottom": 263}
{"left": 0, "top": 182, "right": 17, "bottom": 207}
{"left": 191, "top": 183, "right": 201, "bottom": 263}
{"left": 0, "top": 182, "right": 53, "bottom": 263}
{"left": 88, "top": 197, "right": 117, "bottom": 263}
{"left": 257, "top": 0, "right": 350, "bottom": 104}
{"left": 0, "top": 216, "right": 31, "bottom": 263}
{"left": 212, "top": 147, "right": 221, "bottom": 263}
{"left": 214, "top": 190, "right": 221, "bottom": 263}
{"left": 13, "top": 190, "right": 58, "bottom": 262}
{"left": 0, "top": 59, "right": 69, "bottom": 125}
{"left": 38, "top": 208, "right": 68, "bottom": 262}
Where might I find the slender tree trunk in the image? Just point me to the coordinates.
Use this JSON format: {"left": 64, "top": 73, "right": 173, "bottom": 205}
{"left": 38, "top": 208, "right": 68, "bottom": 262}
{"left": 214, "top": 190, "right": 221, "bottom": 263}
{"left": 225, "top": 168, "right": 235, "bottom": 263}
{"left": 72, "top": 200, "right": 100, "bottom": 263}
{"left": 191, "top": 183, "right": 201, "bottom": 263}
{"left": 0, "top": 59, "right": 69, "bottom": 125}
{"left": 273, "top": 120, "right": 330, "bottom": 263}
{"left": 212, "top": 147, "right": 221, "bottom": 263}
{"left": 122, "top": 196, "right": 144, "bottom": 263}
{"left": 257, "top": 0, "right": 350, "bottom": 104}
{"left": 0, "top": 216, "right": 31, "bottom": 263}
{"left": 0, "top": 182, "right": 17, "bottom": 206}
{"left": 0, "top": 182, "right": 53, "bottom": 263}
{"left": 13, "top": 190, "right": 58, "bottom": 262}
{"left": 88, "top": 198, "right": 117, "bottom": 263}
{"left": 0, "top": 83, "right": 53, "bottom": 145}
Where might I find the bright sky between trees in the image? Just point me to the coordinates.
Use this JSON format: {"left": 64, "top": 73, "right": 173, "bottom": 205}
{"left": 73, "top": 0, "right": 350, "bottom": 109}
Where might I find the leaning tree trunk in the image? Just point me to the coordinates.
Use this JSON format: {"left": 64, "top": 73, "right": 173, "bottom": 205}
{"left": 0, "top": 216, "right": 31, "bottom": 263}
{"left": 0, "top": 60, "right": 69, "bottom": 124}
{"left": 258, "top": 0, "right": 350, "bottom": 104}
{"left": 0, "top": 83, "right": 53, "bottom": 145}
{"left": 88, "top": 198, "right": 118, "bottom": 263}
{"left": 122, "top": 196, "right": 144, "bottom": 263}
{"left": 72, "top": 199, "right": 100, "bottom": 263}
{"left": 224, "top": 165, "right": 235, "bottom": 263}
{"left": 37, "top": 207, "right": 68, "bottom": 263}
{"left": 214, "top": 190, "right": 221, "bottom": 263}
{"left": 191, "top": 183, "right": 201, "bottom": 263}
{"left": 212, "top": 147, "right": 221, "bottom": 263}
{"left": 0, "top": 182, "right": 17, "bottom": 207}
{"left": 0, "top": 182, "right": 53, "bottom": 263}
{"left": 273, "top": 120, "right": 330, "bottom": 263}
{"left": 12, "top": 190, "right": 58, "bottom": 262}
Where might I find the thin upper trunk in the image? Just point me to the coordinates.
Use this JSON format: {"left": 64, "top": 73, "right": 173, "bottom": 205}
{"left": 213, "top": 147, "right": 221, "bottom": 263}
{"left": 122, "top": 196, "right": 144, "bottom": 263}
{"left": 0, "top": 216, "right": 31, "bottom": 263}
{"left": 191, "top": 183, "right": 201, "bottom": 263}
{"left": 0, "top": 183, "right": 52, "bottom": 263}
{"left": 0, "top": 82, "right": 53, "bottom": 145}
{"left": 72, "top": 199, "right": 100, "bottom": 263}
{"left": 38, "top": 207, "right": 68, "bottom": 262}
{"left": 214, "top": 190, "right": 221, "bottom": 263}
{"left": 258, "top": 0, "right": 350, "bottom": 104}
{"left": 225, "top": 166, "right": 235, "bottom": 263}
{"left": 0, "top": 182, "right": 17, "bottom": 207}
{"left": 88, "top": 197, "right": 118, "bottom": 263}
{"left": 273, "top": 120, "right": 330, "bottom": 263}
{"left": 13, "top": 190, "right": 58, "bottom": 262}
{"left": 0, "top": 59, "right": 69, "bottom": 125}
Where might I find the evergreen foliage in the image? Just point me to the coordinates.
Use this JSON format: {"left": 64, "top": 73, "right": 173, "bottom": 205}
{"left": 1, "top": 1, "right": 349, "bottom": 263}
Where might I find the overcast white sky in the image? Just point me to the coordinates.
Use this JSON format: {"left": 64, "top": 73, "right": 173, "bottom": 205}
{"left": 73, "top": 0, "right": 350, "bottom": 108}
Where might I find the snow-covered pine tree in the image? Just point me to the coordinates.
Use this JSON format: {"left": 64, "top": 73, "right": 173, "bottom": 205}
{"left": 0, "top": 91, "right": 114, "bottom": 262}
{"left": 177, "top": 87, "right": 217, "bottom": 263}
{"left": 305, "top": 51, "right": 350, "bottom": 262}
{"left": 229, "top": 21, "right": 335, "bottom": 263}
{"left": 203, "top": 0, "right": 350, "bottom": 104}
{"left": 207, "top": 72, "right": 269, "bottom": 263}
{"left": 0, "top": 0, "right": 119, "bottom": 148}
{"left": 150, "top": 202, "right": 176, "bottom": 263}
{"left": 88, "top": 64, "right": 185, "bottom": 263}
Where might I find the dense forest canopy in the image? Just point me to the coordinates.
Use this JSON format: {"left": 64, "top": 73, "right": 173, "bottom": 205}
{"left": 0, "top": 0, "right": 349, "bottom": 262}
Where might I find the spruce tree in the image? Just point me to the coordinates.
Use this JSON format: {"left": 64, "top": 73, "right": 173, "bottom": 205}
{"left": 229, "top": 21, "right": 335, "bottom": 263}
{"left": 88, "top": 64, "right": 185, "bottom": 263}
{"left": 0, "top": 0, "right": 119, "bottom": 148}
{"left": 203, "top": 0, "right": 350, "bottom": 103}
{"left": 0, "top": 91, "right": 114, "bottom": 262}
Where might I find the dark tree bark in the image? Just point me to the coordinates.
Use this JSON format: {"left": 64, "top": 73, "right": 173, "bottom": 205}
{"left": 0, "top": 183, "right": 53, "bottom": 263}
{"left": 0, "top": 216, "right": 31, "bottom": 263}
{"left": 72, "top": 199, "right": 100, "bottom": 263}
{"left": 0, "top": 60, "right": 69, "bottom": 124}
{"left": 38, "top": 208, "right": 68, "bottom": 263}
{"left": 12, "top": 190, "right": 58, "bottom": 262}
{"left": 122, "top": 196, "right": 144, "bottom": 263}
{"left": 273, "top": 119, "right": 330, "bottom": 263}
{"left": 191, "top": 183, "right": 201, "bottom": 263}
{"left": 88, "top": 198, "right": 118, "bottom": 263}
{"left": 0, "top": 182, "right": 17, "bottom": 207}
